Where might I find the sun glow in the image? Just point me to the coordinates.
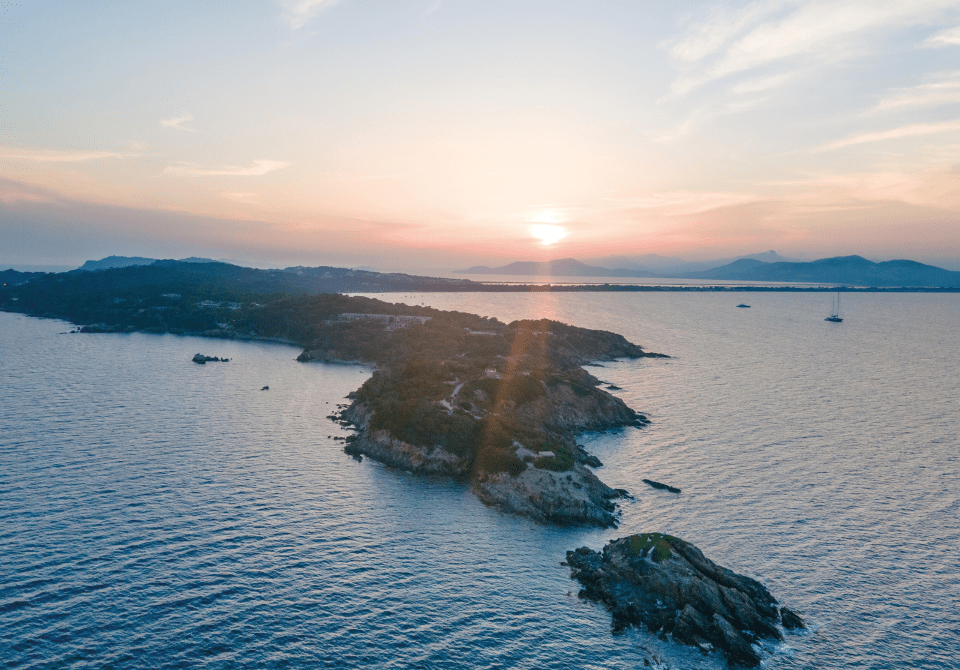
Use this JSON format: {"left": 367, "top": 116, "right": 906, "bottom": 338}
{"left": 530, "top": 224, "right": 568, "bottom": 246}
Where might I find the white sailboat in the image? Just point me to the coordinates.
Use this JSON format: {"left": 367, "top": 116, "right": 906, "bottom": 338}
{"left": 825, "top": 292, "right": 843, "bottom": 322}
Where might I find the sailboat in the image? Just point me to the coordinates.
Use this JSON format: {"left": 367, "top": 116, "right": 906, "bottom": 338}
{"left": 825, "top": 292, "right": 843, "bottom": 322}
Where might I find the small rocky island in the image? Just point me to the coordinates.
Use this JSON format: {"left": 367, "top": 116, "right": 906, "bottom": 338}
{"left": 567, "top": 534, "right": 804, "bottom": 666}
{"left": 192, "top": 353, "right": 229, "bottom": 364}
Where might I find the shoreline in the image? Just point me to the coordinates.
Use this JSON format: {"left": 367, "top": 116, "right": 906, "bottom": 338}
{"left": 352, "top": 284, "right": 960, "bottom": 293}
{"left": 1, "top": 276, "right": 666, "bottom": 526}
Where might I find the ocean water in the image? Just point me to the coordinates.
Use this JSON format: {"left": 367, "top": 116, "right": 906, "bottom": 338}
{"left": 2, "top": 292, "right": 958, "bottom": 669}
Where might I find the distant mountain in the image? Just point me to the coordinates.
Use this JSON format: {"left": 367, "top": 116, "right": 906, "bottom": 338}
{"left": 581, "top": 254, "right": 686, "bottom": 272}
{"left": 583, "top": 250, "right": 798, "bottom": 275}
{"left": 734, "top": 250, "right": 797, "bottom": 264}
{"left": 459, "top": 258, "right": 657, "bottom": 277}
{"left": 77, "top": 256, "right": 158, "bottom": 271}
{"left": 683, "top": 255, "right": 960, "bottom": 286}
{"left": 466, "top": 251, "right": 800, "bottom": 277}
{"left": 458, "top": 253, "right": 960, "bottom": 286}
{"left": 77, "top": 256, "right": 218, "bottom": 271}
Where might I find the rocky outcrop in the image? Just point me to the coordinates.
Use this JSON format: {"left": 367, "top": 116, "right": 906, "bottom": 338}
{"left": 341, "top": 403, "right": 472, "bottom": 477}
{"left": 326, "top": 318, "right": 664, "bottom": 527}
{"left": 192, "top": 353, "right": 229, "bottom": 364}
{"left": 513, "top": 376, "right": 649, "bottom": 432}
{"left": 779, "top": 607, "right": 805, "bottom": 630}
{"left": 643, "top": 479, "right": 681, "bottom": 494}
{"left": 336, "top": 381, "right": 640, "bottom": 525}
{"left": 567, "top": 534, "right": 804, "bottom": 666}
{"left": 475, "top": 464, "right": 621, "bottom": 527}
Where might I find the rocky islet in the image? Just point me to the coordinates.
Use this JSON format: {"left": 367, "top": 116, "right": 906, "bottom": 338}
{"left": 566, "top": 534, "right": 805, "bottom": 666}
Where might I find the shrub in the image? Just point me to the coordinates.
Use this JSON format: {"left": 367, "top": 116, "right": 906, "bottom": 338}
{"left": 626, "top": 533, "right": 674, "bottom": 562}
{"left": 534, "top": 449, "right": 574, "bottom": 472}
{"left": 475, "top": 447, "right": 527, "bottom": 476}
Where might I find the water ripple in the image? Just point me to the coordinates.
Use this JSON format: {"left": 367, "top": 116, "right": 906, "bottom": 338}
{"left": 3, "top": 295, "right": 959, "bottom": 669}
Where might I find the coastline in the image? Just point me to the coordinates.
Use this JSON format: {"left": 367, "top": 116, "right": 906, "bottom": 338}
{"left": 2, "top": 273, "right": 666, "bottom": 527}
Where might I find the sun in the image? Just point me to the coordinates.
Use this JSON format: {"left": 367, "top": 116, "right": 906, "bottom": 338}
{"left": 530, "top": 224, "right": 568, "bottom": 246}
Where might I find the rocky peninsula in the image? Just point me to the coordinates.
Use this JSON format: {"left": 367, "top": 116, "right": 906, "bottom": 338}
{"left": 1, "top": 261, "right": 665, "bottom": 526}
{"left": 567, "top": 534, "right": 804, "bottom": 666}
{"left": 313, "top": 317, "right": 663, "bottom": 526}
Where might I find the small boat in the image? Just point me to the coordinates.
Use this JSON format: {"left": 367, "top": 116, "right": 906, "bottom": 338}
{"left": 825, "top": 293, "right": 843, "bottom": 322}
{"left": 736, "top": 304, "right": 751, "bottom": 308}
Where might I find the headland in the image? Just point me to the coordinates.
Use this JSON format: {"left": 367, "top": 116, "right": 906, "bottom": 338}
{"left": 1, "top": 260, "right": 665, "bottom": 526}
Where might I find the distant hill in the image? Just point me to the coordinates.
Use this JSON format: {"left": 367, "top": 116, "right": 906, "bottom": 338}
{"left": 1, "top": 269, "right": 46, "bottom": 286}
{"left": 583, "top": 251, "right": 797, "bottom": 274}
{"left": 463, "top": 251, "right": 800, "bottom": 277}
{"left": 459, "top": 258, "right": 657, "bottom": 277}
{"left": 581, "top": 253, "right": 687, "bottom": 272}
{"left": 76, "top": 256, "right": 221, "bottom": 271}
{"left": 77, "top": 256, "right": 159, "bottom": 271}
{"left": 5, "top": 260, "right": 477, "bottom": 307}
{"left": 682, "top": 255, "right": 960, "bottom": 286}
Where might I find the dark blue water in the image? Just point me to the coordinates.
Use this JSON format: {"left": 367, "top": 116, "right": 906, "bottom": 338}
{"left": 2, "top": 292, "right": 959, "bottom": 669}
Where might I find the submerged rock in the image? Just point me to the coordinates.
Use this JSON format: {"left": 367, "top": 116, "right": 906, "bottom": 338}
{"left": 567, "top": 534, "right": 790, "bottom": 667}
{"left": 643, "top": 478, "right": 681, "bottom": 494}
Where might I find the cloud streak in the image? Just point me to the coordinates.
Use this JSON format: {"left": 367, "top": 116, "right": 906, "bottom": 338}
{"left": 926, "top": 24, "right": 960, "bottom": 45}
{"left": 164, "top": 160, "right": 290, "bottom": 177}
{"left": 0, "top": 148, "right": 132, "bottom": 162}
{"left": 160, "top": 113, "right": 198, "bottom": 132}
{"left": 667, "top": 0, "right": 960, "bottom": 95}
{"left": 814, "top": 119, "right": 960, "bottom": 151}
{"left": 279, "top": 0, "right": 340, "bottom": 30}
{"left": 874, "top": 72, "right": 960, "bottom": 110}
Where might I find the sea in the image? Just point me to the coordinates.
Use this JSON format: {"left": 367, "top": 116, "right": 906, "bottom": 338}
{"left": 2, "top": 291, "right": 958, "bottom": 669}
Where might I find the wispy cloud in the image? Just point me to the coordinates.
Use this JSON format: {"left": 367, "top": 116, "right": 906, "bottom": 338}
{"left": 599, "top": 191, "right": 760, "bottom": 218}
{"left": 814, "top": 119, "right": 960, "bottom": 151}
{"left": 0, "top": 148, "right": 132, "bottom": 162}
{"left": 165, "top": 160, "right": 290, "bottom": 177}
{"left": 422, "top": 0, "right": 444, "bottom": 18}
{"left": 666, "top": 0, "right": 960, "bottom": 95}
{"left": 874, "top": 72, "right": 960, "bottom": 110}
{"left": 926, "top": 24, "right": 960, "bottom": 45}
{"left": 160, "top": 113, "right": 198, "bottom": 132}
{"left": 223, "top": 192, "right": 260, "bottom": 203}
{"left": 279, "top": 0, "right": 340, "bottom": 30}
{"left": 667, "top": 0, "right": 800, "bottom": 65}
{"left": 0, "top": 178, "right": 52, "bottom": 204}
{"left": 650, "top": 118, "right": 698, "bottom": 144}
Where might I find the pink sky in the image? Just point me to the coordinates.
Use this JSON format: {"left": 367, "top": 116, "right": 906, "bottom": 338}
{"left": 2, "top": 1, "right": 960, "bottom": 270}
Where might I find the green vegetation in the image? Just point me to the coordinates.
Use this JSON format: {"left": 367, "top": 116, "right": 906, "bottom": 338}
{"left": 2, "top": 261, "right": 655, "bottom": 482}
{"left": 626, "top": 533, "right": 675, "bottom": 562}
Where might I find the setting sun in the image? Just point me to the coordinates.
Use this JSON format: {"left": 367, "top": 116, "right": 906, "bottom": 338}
{"left": 530, "top": 224, "right": 568, "bottom": 246}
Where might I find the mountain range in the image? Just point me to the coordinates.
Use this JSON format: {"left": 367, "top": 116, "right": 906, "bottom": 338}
{"left": 459, "top": 258, "right": 659, "bottom": 278}
{"left": 580, "top": 250, "right": 797, "bottom": 274}
{"left": 6, "top": 254, "right": 960, "bottom": 291}
{"left": 459, "top": 254, "right": 960, "bottom": 287}
{"left": 461, "top": 251, "right": 797, "bottom": 277}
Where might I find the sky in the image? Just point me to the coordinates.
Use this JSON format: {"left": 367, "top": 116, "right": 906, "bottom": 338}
{"left": 2, "top": 0, "right": 960, "bottom": 271}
